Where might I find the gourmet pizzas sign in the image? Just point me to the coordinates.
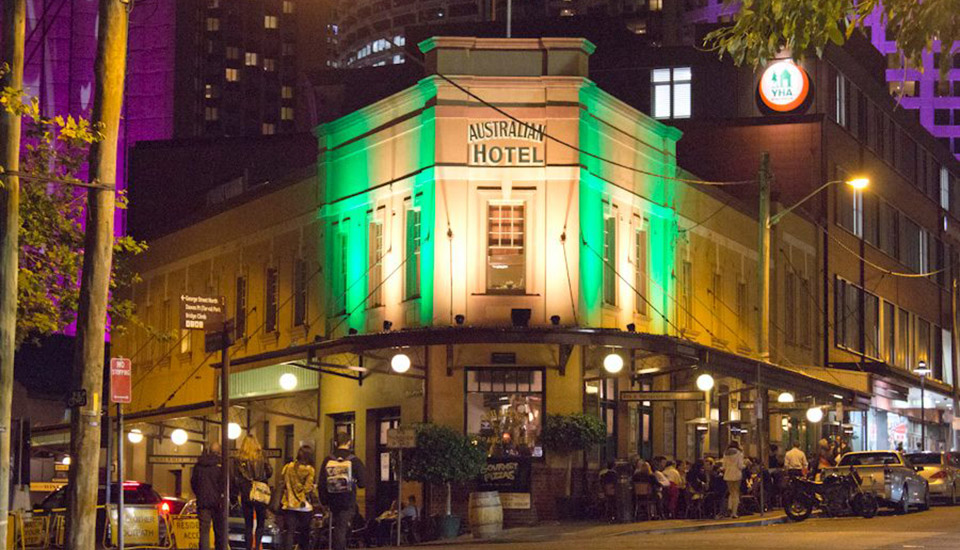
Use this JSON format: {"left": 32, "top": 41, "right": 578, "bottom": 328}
{"left": 758, "top": 60, "right": 810, "bottom": 113}
{"left": 468, "top": 119, "right": 546, "bottom": 166}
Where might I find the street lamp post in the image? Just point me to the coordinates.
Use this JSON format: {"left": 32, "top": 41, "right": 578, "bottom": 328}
{"left": 916, "top": 361, "right": 931, "bottom": 451}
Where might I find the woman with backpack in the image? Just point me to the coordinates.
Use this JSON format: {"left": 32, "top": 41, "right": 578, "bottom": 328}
{"left": 234, "top": 435, "right": 273, "bottom": 550}
{"left": 279, "top": 445, "right": 318, "bottom": 550}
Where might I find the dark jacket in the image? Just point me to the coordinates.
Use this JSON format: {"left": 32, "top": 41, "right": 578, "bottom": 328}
{"left": 191, "top": 453, "right": 223, "bottom": 510}
{"left": 319, "top": 448, "right": 367, "bottom": 510}
{"left": 233, "top": 457, "right": 273, "bottom": 505}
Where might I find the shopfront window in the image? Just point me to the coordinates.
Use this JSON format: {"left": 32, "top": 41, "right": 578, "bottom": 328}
{"left": 487, "top": 202, "right": 525, "bottom": 293}
{"left": 466, "top": 368, "right": 544, "bottom": 458}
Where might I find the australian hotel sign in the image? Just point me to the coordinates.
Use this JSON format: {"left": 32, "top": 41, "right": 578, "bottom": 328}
{"left": 468, "top": 119, "right": 546, "bottom": 167}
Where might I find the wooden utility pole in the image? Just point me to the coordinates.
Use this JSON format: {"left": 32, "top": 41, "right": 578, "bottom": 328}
{"left": 0, "top": 0, "right": 26, "bottom": 544}
{"left": 66, "top": 0, "right": 128, "bottom": 547}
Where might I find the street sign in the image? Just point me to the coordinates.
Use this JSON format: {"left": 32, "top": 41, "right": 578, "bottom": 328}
{"left": 204, "top": 319, "right": 236, "bottom": 353}
{"left": 110, "top": 358, "right": 132, "bottom": 404}
{"left": 387, "top": 427, "right": 416, "bottom": 449}
{"left": 180, "top": 294, "right": 226, "bottom": 331}
{"left": 619, "top": 390, "right": 703, "bottom": 402}
{"left": 65, "top": 389, "right": 87, "bottom": 408}
{"left": 148, "top": 455, "right": 200, "bottom": 465}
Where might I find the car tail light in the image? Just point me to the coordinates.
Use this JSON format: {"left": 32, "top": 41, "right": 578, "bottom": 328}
{"left": 931, "top": 470, "right": 948, "bottom": 480}
{"left": 160, "top": 501, "right": 171, "bottom": 514}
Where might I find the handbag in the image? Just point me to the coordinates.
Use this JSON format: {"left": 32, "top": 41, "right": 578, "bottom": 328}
{"left": 250, "top": 480, "right": 272, "bottom": 504}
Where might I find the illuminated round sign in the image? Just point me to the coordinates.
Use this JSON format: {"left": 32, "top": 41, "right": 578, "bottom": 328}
{"left": 758, "top": 60, "right": 810, "bottom": 112}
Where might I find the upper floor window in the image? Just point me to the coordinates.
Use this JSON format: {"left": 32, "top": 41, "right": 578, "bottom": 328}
{"left": 634, "top": 227, "right": 647, "bottom": 316}
{"left": 834, "top": 74, "right": 848, "bottom": 128}
{"left": 603, "top": 214, "right": 617, "bottom": 306}
{"left": 264, "top": 15, "right": 278, "bottom": 28}
{"left": 245, "top": 52, "right": 258, "bottom": 66}
{"left": 235, "top": 275, "right": 247, "bottom": 340}
{"left": 206, "top": 17, "right": 220, "bottom": 31}
{"left": 293, "top": 258, "right": 307, "bottom": 327}
{"left": 940, "top": 166, "right": 950, "bottom": 210}
{"left": 281, "top": 86, "right": 294, "bottom": 99}
{"left": 265, "top": 267, "right": 279, "bottom": 333}
{"left": 651, "top": 67, "right": 691, "bottom": 120}
{"left": 404, "top": 206, "right": 421, "bottom": 300}
{"left": 487, "top": 202, "right": 525, "bottom": 294}
{"left": 225, "top": 68, "right": 239, "bottom": 82}
{"left": 368, "top": 216, "right": 384, "bottom": 307}
{"left": 282, "top": 0, "right": 294, "bottom": 13}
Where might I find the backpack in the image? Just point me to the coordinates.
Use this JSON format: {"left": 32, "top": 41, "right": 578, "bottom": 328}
{"left": 325, "top": 454, "right": 356, "bottom": 494}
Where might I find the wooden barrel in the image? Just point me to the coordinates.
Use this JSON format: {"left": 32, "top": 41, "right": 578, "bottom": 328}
{"left": 468, "top": 491, "right": 503, "bottom": 539}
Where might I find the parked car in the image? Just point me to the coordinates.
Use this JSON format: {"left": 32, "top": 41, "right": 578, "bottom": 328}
{"left": 825, "top": 451, "right": 930, "bottom": 514}
{"left": 905, "top": 451, "right": 960, "bottom": 504}
{"left": 34, "top": 481, "right": 171, "bottom": 547}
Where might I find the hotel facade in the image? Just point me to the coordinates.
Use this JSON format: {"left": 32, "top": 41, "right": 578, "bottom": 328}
{"left": 27, "top": 36, "right": 958, "bottom": 520}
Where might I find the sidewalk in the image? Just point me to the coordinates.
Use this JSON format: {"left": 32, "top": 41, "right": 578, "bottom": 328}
{"left": 419, "top": 511, "right": 788, "bottom": 546}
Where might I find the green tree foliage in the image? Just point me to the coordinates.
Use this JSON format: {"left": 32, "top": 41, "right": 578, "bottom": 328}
{"left": 402, "top": 423, "right": 487, "bottom": 486}
{"left": 704, "top": 0, "right": 960, "bottom": 77}
{"left": 1, "top": 80, "right": 147, "bottom": 348}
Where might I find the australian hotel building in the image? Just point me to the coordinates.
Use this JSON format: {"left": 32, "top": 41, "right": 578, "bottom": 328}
{"left": 25, "top": 32, "right": 960, "bottom": 521}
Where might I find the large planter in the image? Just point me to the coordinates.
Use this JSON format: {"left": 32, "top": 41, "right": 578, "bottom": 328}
{"left": 468, "top": 491, "right": 503, "bottom": 539}
{"left": 438, "top": 514, "right": 462, "bottom": 539}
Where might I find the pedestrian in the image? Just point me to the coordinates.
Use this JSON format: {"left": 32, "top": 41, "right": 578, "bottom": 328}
{"left": 721, "top": 441, "right": 744, "bottom": 519}
{"left": 191, "top": 441, "right": 224, "bottom": 550}
{"left": 816, "top": 438, "right": 835, "bottom": 474}
{"left": 784, "top": 441, "right": 808, "bottom": 478}
{"left": 599, "top": 461, "right": 619, "bottom": 522}
{"left": 279, "top": 445, "right": 318, "bottom": 550}
{"left": 234, "top": 435, "right": 273, "bottom": 550}
{"left": 320, "top": 432, "right": 367, "bottom": 550}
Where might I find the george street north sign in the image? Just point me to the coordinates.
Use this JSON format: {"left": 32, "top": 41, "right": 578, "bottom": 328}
{"left": 180, "top": 294, "right": 225, "bottom": 331}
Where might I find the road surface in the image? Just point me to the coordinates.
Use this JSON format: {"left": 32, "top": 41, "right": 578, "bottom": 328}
{"left": 424, "top": 507, "right": 960, "bottom": 550}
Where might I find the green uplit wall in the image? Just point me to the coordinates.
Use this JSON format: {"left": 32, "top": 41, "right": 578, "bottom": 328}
{"left": 317, "top": 80, "right": 438, "bottom": 334}
{"left": 577, "top": 83, "right": 681, "bottom": 332}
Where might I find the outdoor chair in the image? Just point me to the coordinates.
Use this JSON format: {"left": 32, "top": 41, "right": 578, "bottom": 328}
{"left": 633, "top": 482, "right": 659, "bottom": 521}
{"left": 685, "top": 488, "right": 706, "bottom": 520}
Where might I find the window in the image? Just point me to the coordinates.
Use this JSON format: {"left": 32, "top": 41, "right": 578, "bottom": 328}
{"left": 897, "top": 307, "right": 912, "bottom": 369}
{"left": 206, "top": 17, "right": 220, "bottom": 31}
{"left": 799, "top": 277, "right": 811, "bottom": 347}
{"left": 293, "top": 258, "right": 307, "bottom": 327}
{"left": 603, "top": 214, "right": 617, "bottom": 305}
{"left": 180, "top": 328, "right": 192, "bottom": 355}
{"left": 863, "top": 191, "right": 879, "bottom": 246}
{"left": 634, "top": 228, "right": 647, "bottom": 315}
{"left": 487, "top": 202, "right": 525, "bottom": 294}
{"left": 942, "top": 328, "right": 953, "bottom": 385}
{"left": 649, "top": 0, "right": 662, "bottom": 9}
{"left": 226, "top": 46, "right": 240, "bottom": 59}
{"left": 883, "top": 301, "right": 895, "bottom": 365}
{"left": 941, "top": 167, "right": 950, "bottom": 210}
{"left": 264, "top": 15, "right": 278, "bottom": 28}
{"left": 282, "top": 0, "right": 294, "bottom": 13}
{"left": 466, "top": 368, "right": 544, "bottom": 458}
{"left": 712, "top": 272, "right": 723, "bottom": 336}
{"left": 736, "top": 280, "right": 749, "bottom": 339}
{"left": 204, "top": 106, "right": 219, "bottom": 121}
{"left": 651, "top": 67, "right": 691, "bottom": 119}
{"left": 264, "top": 267, "right": 279, "bottom": 333}
{"left": 235, "top": 276, "right": 247, "bottom": 340}
{"left": 281, "top": 86, "right": 294, "bottom": 99}
{"left": 917, "top": 317, "right": 931, "bottom": 367}
{"left": 835, "top": 278, "right": 861, "bottom": 352}
{"left": 282, "top": 42, "right": 295, "bottom": 56}
{"left": 889, "top": 80, "right": 918, "bottom": 98}
{"left": 919, "top": 229, "right": 929, "bottom": 273}
{"left": 935, "top": 109, "right": 951, "bottom": 126}
{"left": 332, "top": 229, "right": 348, "bottom": 316}
{"left": 264, "top": 58, "right": 276, "bottom": 71}
{"left": 208, "top": 0, "right": 219, "bottom": 7}
{"left": 404, "top": 206, "right": 421, "bottom": 300}
{"left": 204, "top": 84, "right": 219, "bottom": 99}
{"left": 368, "top": 217, "right": 383, "bottom": 306}
{"left": 835, "top": 74, "right": 847, "bottom": 127}
{"left": 900, "top": 217, "right": 921, "bottom": 271}
{"left": 785, "top": 271, "right": 797, "bottom": 344}
{"left": 281, "top": 107, "right": 294, "bottom": 120}
{"left": 864, "top": 290, "right": 879, "bottom": 359}
{"left": 225, "top": 68, "right": 239, "bottom": 82}
{"left": 681, "top": 260, "right": 693, "bottom": 330}
{"left": 262, "top": 123, "right": 275, "bottom": 135}
{"left": 879, "top": 201, "right": 899, "bottom": 258}
{"left": 245, "top": 52, "right": 258, "bottom": 66}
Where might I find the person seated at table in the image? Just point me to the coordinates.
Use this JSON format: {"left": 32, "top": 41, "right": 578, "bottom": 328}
{"left": 632, "top": 462, "right": 662, "bottom": 518}
{"left": 599, "top": 461, "right": 619, "bottom": 522}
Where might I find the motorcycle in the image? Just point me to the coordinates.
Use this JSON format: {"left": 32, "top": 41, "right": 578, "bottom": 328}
{"left": 783, "top": 468, "right": 879, "bottom": 521}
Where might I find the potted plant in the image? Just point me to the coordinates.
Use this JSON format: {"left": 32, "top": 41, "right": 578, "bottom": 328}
{"left": 539, "top": 412, "right": 606, "bottom": 519}
{"left": 402, "top": 423, "right": 487, "bottom": 539}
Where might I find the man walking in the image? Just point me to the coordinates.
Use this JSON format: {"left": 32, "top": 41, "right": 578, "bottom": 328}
{"left": 320, "top": 433, "right": 367, "bottom": 550}
{"left": 784, "top": 441, "right": 808, "bottom": 478}
{"left": 191, "top": 441, "right": 225, "bottom": 550}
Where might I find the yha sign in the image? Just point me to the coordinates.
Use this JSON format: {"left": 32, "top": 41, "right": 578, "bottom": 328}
{"left": 758, "top": 60, "right": 810, "bottom": 113}
{"left": 468, "top": 119, "right": 545, "bottom": 166}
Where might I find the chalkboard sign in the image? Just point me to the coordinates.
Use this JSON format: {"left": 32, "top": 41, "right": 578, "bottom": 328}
{"left": 478, "top": 458, "right": 531, "bottom": 492}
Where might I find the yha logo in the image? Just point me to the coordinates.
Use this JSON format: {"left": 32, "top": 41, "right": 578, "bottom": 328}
{"left": 759, "top": 60, "right": 810, "bottom": 113}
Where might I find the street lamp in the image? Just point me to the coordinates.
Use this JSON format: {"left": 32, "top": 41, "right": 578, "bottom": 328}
{"left": 757, "top": 152, "right": 869, "bottom": 360}
{"left": 806, "top": 406, "right": 824, "bottom": 423}
{"left": 915, "top": 360, "right": 931, "bottom": 451}
{"left": 696, "top": 373, "right": 715, "bottom": 392}
{"left": 391, "top": 353, "right": 411, "bottom": 374}
{"left": 170, "top": 428, "right": 189, "bottom": 446}
{"left": 603, "top": 352, "right": 624, "bottom": 374}
{"left": 127, "top": 429, "right": 144, "bottom": 444}
{"left": 228, "top": 422, "right": 242, "bottom": 440}
{"left": 777, "top": 391, "right": 795, "bottom": 403}
{"left": 279, "top": 372, "right": 298, "bottom": 391}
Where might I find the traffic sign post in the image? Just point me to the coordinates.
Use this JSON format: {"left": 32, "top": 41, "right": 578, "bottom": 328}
{"left": 387, "top": 428, "right": 416, "bottom": 547}
{"left": 110, "top": 357, "right": 131, "bottom": 550}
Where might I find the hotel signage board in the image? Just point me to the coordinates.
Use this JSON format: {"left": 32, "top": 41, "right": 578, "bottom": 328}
{"left": 467, "top": 119, "right": 546, "bottom": 167}
{"left": 758, "top": 60, "right": 811, "bottom": 113}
